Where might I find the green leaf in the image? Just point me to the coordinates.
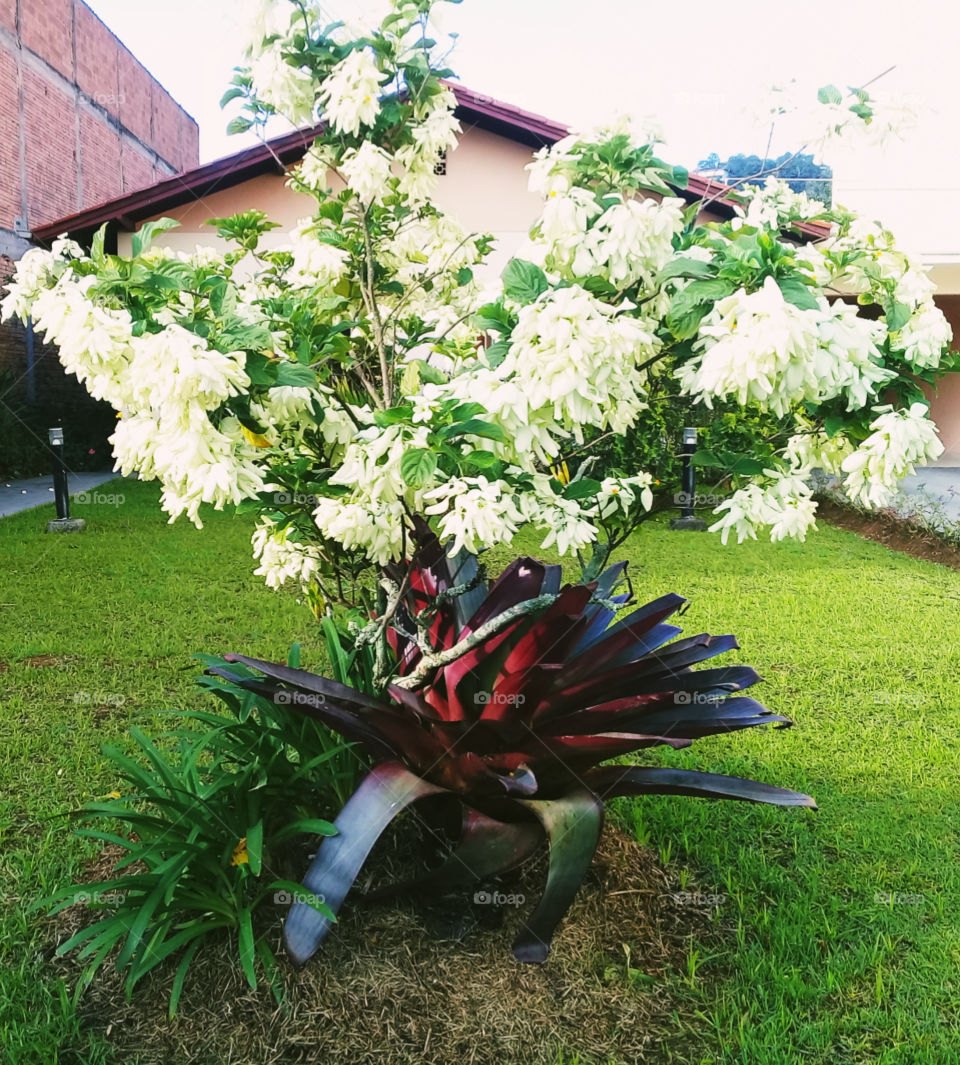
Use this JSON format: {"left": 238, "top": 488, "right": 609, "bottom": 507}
{"left": 670, "top": 165, "right": 689, "bottom": 190}
{"left": 238, "top": 908, "right": 257, "bottom": 990}
{"left": 818, "top": 84, "right": 843, "bottom": 106}
{"left": 227, "top": 115, "right": 254, "bottom": 136}
{"left": 484, "top": 339, "right": 510, "bottom": 367}
{"left": 400, "top": 448, "right": 438, "bottom": 486}
{"left": 169, "top": 938, "right": 202, "bottom": 1018}
{"left": 274, "top": 819, "right": 338, "bottom": 842}
{"left": 441, "top": 418, "right": 507, "bottom": 443}
{"left": 824, "top": 414, "right": 847, "bottom": 438}
{"left": 457, "top": 267, "right": 474, "bottom": 286}
{"left": 220, "top": 86, "right": 246, "bottom": 108}
{"left": 131, "top": 218, "right": 180, "bottom": 258}
{"left": 563, "top": 477, "right": 603, "bottom": 501}
{"left": 273, "top": 362, "right": 317, "bottom": 389}
{"left": 90, "top": 224, "right": 108, "bottom": 264}
{"left": 887, "top": 301, "right": 912, "bottom": 331}
{"left": 691, "top": 448, "right": 723, "bottom": 468}
{"left": 502, "top": 259, "right": 548, "bottom": 305}
{"left": 777, "top": 276, "right": 819, "bottom": 311}
{"left": 667, "top": 278, "right": 735, "bottom": 338}
{"left": 246, "top": 820, "right": 263, "bottom": 877}
{"left": 656, "top": 257, "right": 716, "bottom": 284}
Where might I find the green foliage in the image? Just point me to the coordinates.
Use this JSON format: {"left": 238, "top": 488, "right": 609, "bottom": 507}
{"left": 40, "top": 643, "right": 360, "bottom": 1016}
{"left": 699, "top": 150, "right": 834, "bottom": 205}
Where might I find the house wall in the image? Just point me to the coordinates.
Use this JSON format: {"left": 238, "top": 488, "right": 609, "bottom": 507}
{"left": 118, "top": 126, "right": 545, "bottom": 278}
{"left": 924, "top": 294, "right": 960, "bottom": 466}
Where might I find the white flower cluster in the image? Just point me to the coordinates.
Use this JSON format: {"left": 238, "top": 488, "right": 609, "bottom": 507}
{"left": 288, "top": 219, "right": 350, "bottom": 287}
{"left": 252, "top": 519, "right": 323, "bottom": 590}
{"left": 593, "top": 473, "right": 655, "bottom": 520}
{"left": 890, "top": 303, "right": 952, "bottom": 369}
{"left": 677, "top": 277, "right": 894, "bottom": 416}
{"left": 818, "top": 219, "right": 951, "bottom": 373}
{"left": 318, "top": 48, "right": 382, "bottom": 136}
{"left": 5, "top": 245, "right": 267, "bottom": 527}
{"left": 243, "top": 0, "right": 318, "bottom": 125}
{"left": 498, "top": 285, "right": 658, "bottom": 438}
{"left": 840, "top": 403, "right": 944, "bottom": 508}
{"left": 424, "top": 476, "right": 525, "bottom": 556}
{"left": 1, "top": 247, "right": 60, "bottom": 322}
{"left": 736, "top": 177, "right": 827, "bottom": 228}
{"left": 341, "top": 141, "right": 394, "bottom": 204}
{"left": 710, "top": 471, "right": 818, "bottom": 545}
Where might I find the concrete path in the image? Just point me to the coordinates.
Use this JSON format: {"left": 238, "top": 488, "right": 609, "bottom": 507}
{"left": 0, "top": 471, "right": 119, "bottom": 519}
{"left": 892, "top": 467, "right": 960, "bottom": 524}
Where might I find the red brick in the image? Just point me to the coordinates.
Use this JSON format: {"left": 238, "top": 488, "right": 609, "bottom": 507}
{"left": 117, "top": 47, "right": 152, "bottom": 146}
{"left": 151, "top": 82, "right": 181, "bottom": 171}
{"left": 120, "top": 135, "right": 154, "bottom": 194}
{"left": 79, "top": 110, "right": 122, "bottom": 208}
{"left": 180, "top": 109, "right": 199, "bottom": 171}
{"left": 0, "top": 0, "right": 17, "bottom": 33}
{"left": 22, "top": 66, "right": 78, "bottom": 226}
{"left": 74, "top": 2, "right": 121, "bottom": 114}
{"left": 0, "top": 48, "right": 21, "bottom": 229}
{"left": 21, "top": 0, "right": 74, "bottom": 81}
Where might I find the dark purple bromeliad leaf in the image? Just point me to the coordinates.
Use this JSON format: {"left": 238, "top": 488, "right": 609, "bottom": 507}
{"left": 219, "top": 529, "right": 815, "bottom": 967}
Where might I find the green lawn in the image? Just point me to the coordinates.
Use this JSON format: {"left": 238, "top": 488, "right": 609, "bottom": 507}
{"left": 1, "top": 479, "right": 958, "bottom": 1064}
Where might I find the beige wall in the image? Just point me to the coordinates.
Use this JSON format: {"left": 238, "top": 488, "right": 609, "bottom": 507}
{"left": 119, "top": 126, "right": 543, "bottom": 275}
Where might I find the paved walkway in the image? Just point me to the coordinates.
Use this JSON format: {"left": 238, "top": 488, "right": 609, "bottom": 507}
{"left": 0, "top": 471, "right": 119, "bottom": 518}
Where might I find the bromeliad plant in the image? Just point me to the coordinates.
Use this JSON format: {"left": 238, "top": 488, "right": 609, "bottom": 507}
{"left": 210, "top": 526, "right": 814, "bottom": 965}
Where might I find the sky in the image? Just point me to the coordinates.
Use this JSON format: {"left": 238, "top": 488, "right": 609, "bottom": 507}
{"left": 84, "top": 0, "right": 960, "bottom": 255}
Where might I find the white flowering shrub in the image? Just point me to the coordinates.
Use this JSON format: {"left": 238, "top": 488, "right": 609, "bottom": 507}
{"left": 3, "top": 0, "right": 956, "bottom": 593}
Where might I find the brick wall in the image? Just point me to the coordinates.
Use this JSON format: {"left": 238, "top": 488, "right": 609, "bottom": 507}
{"left": 0, "top": 0, "right": 200, "bottom": 232}
{"left": 0, "top": 0, "right": 200, "bottom": 421}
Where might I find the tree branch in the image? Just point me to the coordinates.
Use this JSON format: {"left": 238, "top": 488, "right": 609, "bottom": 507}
{"left": 391, "top": 592, "right": 558, "bottom": 690}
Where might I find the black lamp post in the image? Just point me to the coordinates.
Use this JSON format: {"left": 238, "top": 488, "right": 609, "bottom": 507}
{"left": 670, "top": 426, "right": 708, "bottom": 531}
{"left": 45, "top": 427, "right": 85, "bottom": 533}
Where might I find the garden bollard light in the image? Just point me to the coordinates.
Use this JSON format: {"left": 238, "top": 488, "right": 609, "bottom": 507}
{"left": 45, "top": 427, "right": 85, "bottom": 533}
{"left": 670, "top": 426, "right": 708, "bottom": 531}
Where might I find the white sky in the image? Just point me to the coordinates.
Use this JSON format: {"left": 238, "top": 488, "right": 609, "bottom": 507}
{"left": 84, "top": 0, "right": 960, "bottom": 252}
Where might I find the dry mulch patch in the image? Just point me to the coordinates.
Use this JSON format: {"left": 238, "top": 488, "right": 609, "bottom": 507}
{"left": 50, "top": 825, "right": 720, "bottom": 1065}
{"left": 816, "top": 497, "right": 960, "bottom": 570}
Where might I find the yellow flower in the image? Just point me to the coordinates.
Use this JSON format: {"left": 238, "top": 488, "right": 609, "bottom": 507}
{"left": 551, "top": 460, "right": 571, "bottom": 485}
{"left": 241, "top": 426, "right": 272, "bottom": 449}
{"left": 231, "top": 837, "right": 249, "bottom": 866}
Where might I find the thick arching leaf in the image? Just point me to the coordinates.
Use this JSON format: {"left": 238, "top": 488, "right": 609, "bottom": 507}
{"left": 511, "top": 788, "right": 605, "bottom": 963}
{"left": 283, "top": 762, "right": 446, "bottom": 966}
{"left": 587, "top": 766, "right": 817, "bottom": 808}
